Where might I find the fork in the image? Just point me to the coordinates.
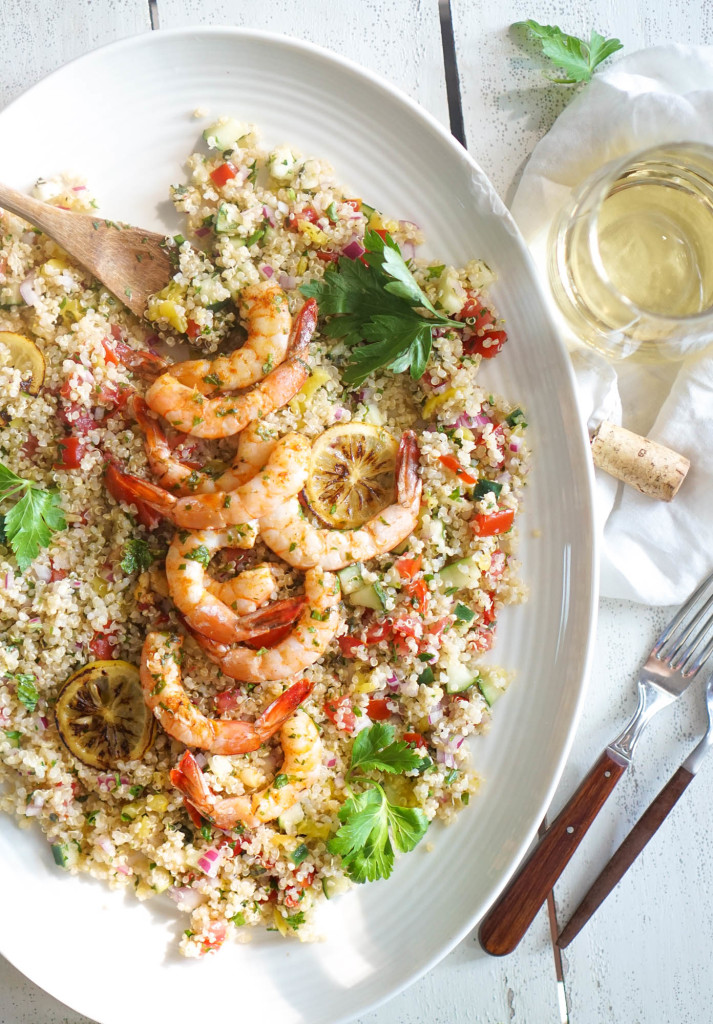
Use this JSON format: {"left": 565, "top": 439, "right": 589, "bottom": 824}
{"left": 478, "top": 568, "right": 713, "bottom": 957}
{"left": 557, "top": 657, "right": 713, "bottom": 947}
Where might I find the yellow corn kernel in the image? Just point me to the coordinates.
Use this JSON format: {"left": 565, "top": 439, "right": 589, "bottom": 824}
{"left": 300, "top": 221, "right": 330, "bottom": 246}
{"left": 352, "top": 671, "right": 380, "bottom": 694}
{"left": 91, "top": 576, "right": 109, "bottom": 597}
{"left": 422, "top": 387, "right": 458, "bottom": 420}
{"left": 146, "top": 793, "right": 169, "bottom": 813}
{"left": 42, "top": 257, "right": 71, "bottom": 275}
{"left": 296, "top": 256, "right": 308, "bottom": 276}
{"left": 273, "top": 907, "right": 290, "bottom": 937}
{"left": 289, "top": 367, "right": 331, "bottom": 415}
{"left": 60, "top": 298, "right": 85, "bottom": 325}
{"left": 298, "top": 818, "right": 331, "bottom": 841}
{"left": 146, "top": 298, "right": 188, "bottom": 334}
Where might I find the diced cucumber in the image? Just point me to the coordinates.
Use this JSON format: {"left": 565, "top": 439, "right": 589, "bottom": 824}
{"left": 203, "top": 118, "right": 248, "bottom": 151}
{"left": 0, "top": 282, "right": 22, "bottom": 308}
{"left": 277, "top": 802, "right": 304, "bottom": 832}
{"left": 429, "top": 519, "right": 446, "bottom": 546}
{"left": 473, "top": 479, "right": 502, "bottom": 500}
{"left": 477, "top": 675, "right": 503, "bottom": 707}
{"left": 347, "top": 581, "right": 387, "bottom": 611}
{"left": 444, "top": 657, "right": 480, "bottom": 694}
{"left": 214, "top": 202, "right": 241, "bottom": 234}
{"left": 337, "top": 563, "right": 364, "bottom": 596}
{"left": 51, "top": 843, "right": 69, "bottom": 867}
{"left": 438, "top": 555, "right": 480, "bottom": 591}
{"left": 363, "top": 402, "right": 385, "bottom": 426}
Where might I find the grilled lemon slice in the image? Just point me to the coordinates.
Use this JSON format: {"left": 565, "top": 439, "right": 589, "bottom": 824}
{"left": 0, "top": 331, "right": 45, "bottom": 395}
{"left": 304, "top": 423, "right": 398, "bottom": 529}
{"left": 55, "top": 660, "right": 155, "bottom": 770}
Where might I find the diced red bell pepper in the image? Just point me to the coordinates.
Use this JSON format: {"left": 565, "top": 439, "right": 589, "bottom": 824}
{"left": 315, "top": 249, "right": 340, "bottom": 263}
{"left": 101, "top": 339, "right": 120, "bottom": 365}
{"left": 199, "top": 921, "right": 226, "bottom": 955}
{"left": 403, "top": 732, "right": 427, "bottom": 748}
{"left": 344, "top": 199, "right": 362, "bottom": 213}
{"left": 54, "top": 435, "right": 86, "bottom": 469}
{"left": 405, "top": 578, "right": 429, "bottom": 614}
{"left": 470, "top": 508, "right": 514, "bottom": 537}
{"left": 396, "top": 555, "right": 422, "bottom": 581}
{"left": 364, "top": 620, "right": 393, "bottom": 644}
{"left": 324, "top": 696, "right": 356, "bottom": 733}
{"left": 482, "top": 592, "right": 497, "bottom": 626}
{"left": 90, "top": 629, "right": 116, "bottom": 660}
{"left": 244, "top": 623, "right": 293, "bottom": 649}
{"left": 104, "top": 464, "right": 163, "bottom": 529}
{"left": 439, "top": 454, "right": 477, "bottom": 486}
{"left": 366, "top": 698, "right": 391, "bottom": 721}
{"left": 209, "top": 162, "right": 238, "bottom": 187}
{"left": 464, "top": 330, "right": 508, "bottom": 359}
{"left": 214, "top": 689, "right": 241, "bottom": 714}
{"left": 186, "top": 318, "right": 200, "bottom": 340}
{"left": 337, "top": 619, "right": 393, "bottom": 657}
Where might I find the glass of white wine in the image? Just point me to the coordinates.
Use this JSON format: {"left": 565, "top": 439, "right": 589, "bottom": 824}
{"left": 548, "top": 142, "right": 713, "bottom": 361}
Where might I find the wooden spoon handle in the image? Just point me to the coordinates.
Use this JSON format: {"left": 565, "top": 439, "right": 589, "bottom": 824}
{"left": 556, "top": 765, "right": 694, "bottom": 948}
{"left": 478, "top": 749, "right": 627, "bottom": 956}
{"left": 0, "top": 181, "right": 69, "bottom": 235}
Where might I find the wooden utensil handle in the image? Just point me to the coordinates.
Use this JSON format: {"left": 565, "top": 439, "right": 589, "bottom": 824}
{"left": 478, "top": 749, "right": 627, "bottom": 956}
{"left": 556, "top": 765, "right": 694, "bottom": 949}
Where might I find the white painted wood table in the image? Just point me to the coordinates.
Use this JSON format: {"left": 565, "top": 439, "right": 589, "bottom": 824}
{"left": 2, "top": 3, "right": 711, "bottom": 1022}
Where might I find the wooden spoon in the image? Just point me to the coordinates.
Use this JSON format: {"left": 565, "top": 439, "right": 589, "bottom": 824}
{"left": 0, "top": 182, "right": 174, "bottom": 319}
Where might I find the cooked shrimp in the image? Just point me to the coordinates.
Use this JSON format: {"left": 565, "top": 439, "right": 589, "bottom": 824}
{"left": 168, "top": 282, "right": 292, "bottom": 393}
{"left": 170, "top": 710, "right": 322, "bottom": 828}
{"left": 132, "top": 398, "right": 277, "bottom": 496}
{"left": 140, "top": 631, "right": 313, "bottom": 754}
{"left": 145, "top": 297, "right": 317, "bottom": 438}
{"left": 191, "top": 569, "right": 342, "bottom": 682}
{"left": 166, "top": 529, "right": 305, "bottom": 644}
{"left": 105, "top": 431, "right": 310, "bottom": 529}
{"left": 260, "top": 430, "right": 422, "bottom": 569}
{"left": 207, "top": 562, "right": 276, "bottom": 614}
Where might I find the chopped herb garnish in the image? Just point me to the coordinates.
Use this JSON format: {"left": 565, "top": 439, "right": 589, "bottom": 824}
{"left": 184, "top": 544, "right": 211, "bottom": 568}
{"left": 0, "top": 463, "right": 66, "bottom": 571}
{"left": 454, "top": 603, "right": 476, "bottom": 623}
{"left": 417, "top": 666, "right": 435, "bottom": 685}
{"left": 300, "top": 229, "right": 464, "bottom": 386}
{"left": 120, "top": 538, "right": 154, "bottom": 575}
{"left": 15, "top": 675, "right": 38, "bottom": 711}
{"left": 274, "top": 774, "right": 290, "bottom": 789}
{"left": 291, "top": 843, "right": 309, "bottom": 866}
{"left": 505, "top": 407, "right": 527, "bottom": 428}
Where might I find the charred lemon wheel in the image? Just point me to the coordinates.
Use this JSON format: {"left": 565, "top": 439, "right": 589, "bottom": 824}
{"left": 0, "top": 331, "right": 45, "bottom": 395}
{"left": 55, "top": 660, "right": 155, "bottom": 770}
{"left": 304, "top": 423, "right": 399, "bottom": 529}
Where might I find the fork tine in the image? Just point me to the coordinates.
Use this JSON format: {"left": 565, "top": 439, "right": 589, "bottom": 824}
{"left": 655, "top": 569, "right": 713, "bottom": 659}
{"left": 667, "top": 591, "right": 713, "bottom": 670}
{"left": 681, "top": 629, "right": 713, "bottom": 678}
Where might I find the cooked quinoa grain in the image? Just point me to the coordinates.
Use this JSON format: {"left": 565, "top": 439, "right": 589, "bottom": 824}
{"left": 0, "top": 119, "right": 528, "bottom": 957}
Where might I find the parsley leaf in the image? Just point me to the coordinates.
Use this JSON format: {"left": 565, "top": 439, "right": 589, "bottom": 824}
{"left": 15, "top": 675, "right": 38, "bottom": 712}
{"left": 327, "top": 723, "right": 429, "bottom": 883}
{"left": 0, "top": 464, "right": 66, "bottom": 571}
{"left": 350, "top": 722, "right": 425, "bottom": 776}
{"left": 300, "top": 230, "right": 461, "bottom": 385}
{"left": 120, "top": 538, "right": 154, "bottom": 575}
{"left": 516, "top": 21, "right": 623, "bottom": 83}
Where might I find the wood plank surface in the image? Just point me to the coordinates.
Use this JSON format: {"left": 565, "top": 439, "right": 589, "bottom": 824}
{"left": 451, "top": 0, "right": 712, "bottom": 204}
{"left": 157, "top": 0, "right": 450, "bottom": 127}
{"left": 0, "top": 0, "right": 151, "bottom": 109}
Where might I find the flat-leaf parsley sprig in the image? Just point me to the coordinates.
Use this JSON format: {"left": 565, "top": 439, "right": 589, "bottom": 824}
{"left": 300, "top": 229, "right": 463, "bottom": 387}
{"left": 0, "top": 462, "right": 66, "bottom": 571}
{"left": 515, "top": 21, "right": 623, "bottom": 84}
{"left": 327, "top": 722, "right": 430, "bottom": 883}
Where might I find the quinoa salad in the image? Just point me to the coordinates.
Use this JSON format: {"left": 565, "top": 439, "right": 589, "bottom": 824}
{"left": 0, "top": 117, "right": 529, "bottom": 957}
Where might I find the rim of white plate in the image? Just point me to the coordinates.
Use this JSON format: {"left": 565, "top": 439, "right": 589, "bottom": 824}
{"left": 0, "top": 25, "right": 599, "bottom": 1024}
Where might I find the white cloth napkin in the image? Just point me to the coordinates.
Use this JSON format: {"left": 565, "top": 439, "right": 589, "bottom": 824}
{"left": 510, "top": 45, "right": 713, "bottom": 605}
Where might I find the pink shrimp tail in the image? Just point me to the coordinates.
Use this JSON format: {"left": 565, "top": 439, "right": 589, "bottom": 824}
{"left": 291, "top": 298, "right": 318, "bottom": 353}
{"left": 191, "top": 595, "right": 308, "bottom": 643}
{"left": 397, "top": 430, "right": 422, "bottom": 508}
{"left": 255, "top": 676, "right": 314, "bottom": 738}
{"left": 170, "top": 751, "right": 214, "bottom": 818}
{"left": 108, "top": 466, "right": 177, "bottom": 515}
{"left": 114, "top": 341, "right": 170, "bottom": 380}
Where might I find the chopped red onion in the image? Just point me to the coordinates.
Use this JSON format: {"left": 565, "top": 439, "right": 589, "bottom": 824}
{"left": 115, "top": 864, "right": 130, "bottom": 876}
{"left": 509, "top": 441, "right": 520, "bottom": 452}
{"left": 4, "top": 571, "right": 13, "bottom": 590}
{"left": 168, "top": 885, "right": 203, "bottom": 910}
{"left": 400, "top": 242, "right": 416, "bottom": 261}
{"left": 474, "top": 413, "right": 490, "bottom": 426}
{"left": 19, "top": 273, "right": 38, "bottom": 306}
{"left": 96, "top": 836, "right": 116, "bottom": 856}
{"left": 436, "top": 749, "right": 457, "bottom": 769}
{"left": 325, "top": 756, "right": 337, "bottom": 768}
{"left": 342, "top": 237, "right": 366, "bottom": 260}
{"left": 262, "top": 205, "right": 276, "bottom": 227}
{"left": 197, "top": 847, "right": 223, "bottom": 877}
{"left": 72, "top": 185, "right": 87, "bottom": 192}
{"left": 25, "top": 804, "right": 42, "bottom": 817}
{"left": 260, "top": 265, "right": 274, "bottom": 278}
{"left": 428, "top": 705, "right": 444, "bottom": 725}
{"left": 333, "top": 407, "right": 344, "bottom": 421}
{"left": 145, "top": 334, "right": 161, "bottom": 353}
{"left": 195, "top": 752, "right": 207, "bottom": 769}
{"left": 28, "top": 617, "right": 41, "bottom": 624}
{"left": 194, "top": 226, "right": 211, "bottom": 237}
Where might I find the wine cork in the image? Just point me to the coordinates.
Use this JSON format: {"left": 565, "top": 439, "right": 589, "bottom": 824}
{"left": 590, "top": 420, "right": 690, "bottom": 502}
